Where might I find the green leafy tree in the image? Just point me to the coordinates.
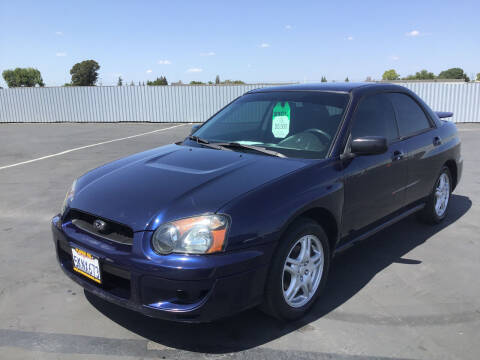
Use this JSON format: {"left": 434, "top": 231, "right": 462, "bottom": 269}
{"left": 477, "top": 73, "right": 480, "bottom": 81}
{"left": 321, "top": 76, "right": 327, "bottom": 82}
{"left": 222, "top": 79, "right": 246, "bottom": 84}
{"left": 147, "top": 76, "right": 168, "bottom": 86}
{"left": 345, "top": 77, "right": 349, "bottom": 82}
{"left": 215, "top": 75, "right": 220, "bottom": 84}
{"left": 189, "top": 81, "right": 205, "bottom": 85}
{"left": 403, "top": 69, "right": 435, "bottom": 80}
{"left": 117, "top": 76, "right": 123, "bottom": 86}
{"left": 2, "top": 68, "right": 44, "bottom": 87}
{"left": 70, "top": 60, "right": 100, "bottom": 86}
{"left": 382, "top": 69, "right": 400, "bottom": 80}
{"left": 437, "top": 67, "right": 470, "bottom": 82}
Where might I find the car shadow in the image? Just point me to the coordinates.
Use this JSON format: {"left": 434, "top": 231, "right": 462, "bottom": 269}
{"left": 85, "top": 194, "right": 472, "bottom": 354}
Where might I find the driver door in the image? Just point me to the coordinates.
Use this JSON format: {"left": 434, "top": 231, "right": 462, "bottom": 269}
{"left": 341, "top": 93, "right": 408, "bottom": 238}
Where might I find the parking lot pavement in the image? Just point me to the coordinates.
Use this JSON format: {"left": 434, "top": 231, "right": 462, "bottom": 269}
{"left": 0, "top": 123, "right": 478, "bottom": 360}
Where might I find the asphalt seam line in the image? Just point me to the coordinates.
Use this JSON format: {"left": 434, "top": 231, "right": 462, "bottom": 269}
{"left": 0, "top": 123, "right": 189, "bottom": 171}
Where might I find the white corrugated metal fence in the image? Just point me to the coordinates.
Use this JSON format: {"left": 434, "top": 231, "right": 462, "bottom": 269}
{"left": 0, "top": 83, "right": 479, "bottom": 123}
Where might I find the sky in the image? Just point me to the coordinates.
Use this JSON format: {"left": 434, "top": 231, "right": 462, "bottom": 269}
{"left": 0, "top": 0, "right": 479, "bottom": 87}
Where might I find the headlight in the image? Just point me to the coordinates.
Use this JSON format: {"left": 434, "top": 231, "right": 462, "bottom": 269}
{"left": 151, "top": 215, "right": 229, "bottom": 255}
{"left": 61, "top": 179, "right": 77, "bottom": 215}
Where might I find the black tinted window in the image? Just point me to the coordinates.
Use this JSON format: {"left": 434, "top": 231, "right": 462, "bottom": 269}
{"left": 351, "top": 94, "right": 398, "bottom": 142}
{"left": 387, "top": 93, "right": 431, "bottom": 137}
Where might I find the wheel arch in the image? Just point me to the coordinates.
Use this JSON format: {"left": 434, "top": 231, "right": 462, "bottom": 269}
{"left": 444, "top": 159, "right": 458, "bottom": 190}
{"left": 279, "top": 206, "right": 339, "bottom": 257}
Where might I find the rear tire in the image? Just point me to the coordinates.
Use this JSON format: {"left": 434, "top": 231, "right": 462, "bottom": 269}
{"left": 261, "top": 218, "right": 330, "bottom": 321}
{"left": 419, "top": 166, "right": 452, "bottom": 224}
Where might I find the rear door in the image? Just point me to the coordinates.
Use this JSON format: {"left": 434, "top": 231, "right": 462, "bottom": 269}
{"left": 342, "top": 93, "right": 409, "bottom": 236}
{"left": 386, "top": 93, "right": 442, "bottom": 204}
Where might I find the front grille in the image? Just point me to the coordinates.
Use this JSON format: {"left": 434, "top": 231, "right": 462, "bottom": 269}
{"left": 67, "top": 209, "right": 134, "bottom": 245}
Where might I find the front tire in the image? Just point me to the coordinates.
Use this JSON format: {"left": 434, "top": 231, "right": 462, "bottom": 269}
{"left": 419, "top": 166, "right": 452, "bottom": 224}
{"left": 262, "top": 218, "right": 330, "bottom": 321}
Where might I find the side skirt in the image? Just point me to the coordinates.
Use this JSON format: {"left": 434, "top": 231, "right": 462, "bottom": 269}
{"left": 334, "top": 203, "right": 425, "bottom": 256}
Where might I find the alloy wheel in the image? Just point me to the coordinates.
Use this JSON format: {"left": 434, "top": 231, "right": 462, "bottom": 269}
{"left": 434, "top": 173, "right": 450, "bottom": 217}
{"left": 282, "top": 234, "right": 324, "bottom": 308}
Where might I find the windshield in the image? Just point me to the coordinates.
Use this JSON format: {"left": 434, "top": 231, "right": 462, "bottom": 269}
{"left": 191, "top": 91, "right": 350, "bottom": 159}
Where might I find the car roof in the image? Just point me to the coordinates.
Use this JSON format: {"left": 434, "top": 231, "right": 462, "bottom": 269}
{"left": 247, "top": 82, "right": 408, "bottom": 94}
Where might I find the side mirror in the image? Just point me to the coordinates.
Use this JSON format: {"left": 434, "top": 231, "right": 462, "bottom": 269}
{"left": 190, "top": 124, "right": 201, "bottom": 134}
{"left": 350, "top": 136, "right": 387, "bottom": 155}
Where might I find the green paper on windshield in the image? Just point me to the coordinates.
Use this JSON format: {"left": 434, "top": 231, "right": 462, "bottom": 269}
{"left": 272, "top": 102, "right": 291, "bottom": 138}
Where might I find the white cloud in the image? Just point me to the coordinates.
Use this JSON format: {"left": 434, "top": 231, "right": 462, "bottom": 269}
{"left": 406, "top": 30, "right": 420, "bottom": 37}
{"left": 390, "top": 55, "right": 399, "bottom": 61}
{"left": 186, "top": 68, "right": 203, "bottom": 73}
{"left": 158, "top": 59, "right": 172, "bottom": 65}
{"left": 55, "top": 31, "right": 63, "bottom": 36}
{"left": 259, "top": 43, "right": 270, "bottom": 48}
{"left": 146, "top": 69, "right": 152, "bottom": 73}
{"left": 346, "top": 36, "right": 354, "bottom": 41}
{"left": 56, "top": 52, "right": 67, "bottom": 57}
{"left": 200, "top": 51, "right": 215, "bottom": 56}
{"left": 285, "top": 25, "right": 292, "bottom": 30}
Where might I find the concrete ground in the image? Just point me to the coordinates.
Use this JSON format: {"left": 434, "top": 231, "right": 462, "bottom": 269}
{"left": 0, "top": 123, "right": 478, "bottom": 360}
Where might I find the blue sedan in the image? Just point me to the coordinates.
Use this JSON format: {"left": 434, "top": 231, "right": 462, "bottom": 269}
{"left": 52, "top": 83, "right": 462, "bottom": 322}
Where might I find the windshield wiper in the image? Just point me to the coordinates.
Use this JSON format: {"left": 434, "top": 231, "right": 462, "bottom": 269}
{"left": 187, "top": 136, "right": 286, "bottom": 158}
{"left": 187, "top": 135, "right": 226, "bottom": 150}
{"left": 215, "top": 142, "right": 286, "bottom": 158}
{"left": 188, "top": 135, "right": 210, "bottom": 144}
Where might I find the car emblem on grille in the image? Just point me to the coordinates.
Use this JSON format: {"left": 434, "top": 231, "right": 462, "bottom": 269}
{"left": 93, "top": 219, "right": 107, "bottom": 233}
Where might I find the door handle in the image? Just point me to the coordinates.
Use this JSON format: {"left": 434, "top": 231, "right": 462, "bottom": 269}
{"left": 392, "top": 150, "right": 405, "bottom": 161}
{"left": 433, "top": 136, "right": 442, "bottom": 146}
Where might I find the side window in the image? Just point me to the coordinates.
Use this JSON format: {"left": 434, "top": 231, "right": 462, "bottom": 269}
{"left": 387, "top": 93, "right": 431, "bottom": 137}
{"left": 351, "top": 93, "right": 398, "bottom": 142}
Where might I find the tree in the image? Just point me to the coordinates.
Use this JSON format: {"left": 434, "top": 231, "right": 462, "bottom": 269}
{"left": 117, "top": 76, "right": 123, "bottom": 86}
{"left": 147, "top": 76, "right": 168, "bottom": 86}
{"left": 437, "top": 67, "right": 470, "bottom": 82}
{"left": 70, "top": 60, "right": 100, "bottom": 86}
{"left": 477, "top": 73, "right": 480, "bottom": 81}
{"left": 215, "top": 75, "right": 220, "bottom": 84}
{"left": 2, "top": 68, "right": 44, "bottom": 87}
{"left": 382, "top": 69, "right": 400, "bottom": 80}
{"left": 222, "top": 79, "right": 245, "bottom": 84}
{"left": 403, "top": 69, "right": 435, "bottom": 80}
{"left": 130, "top": 81, "right": 134, "bottom": 86}
{"left": 189, "top": 81, "right": 205, "bottom": 85}
{"left": 345, "top": 77, "right": 349, "bottom": 82}
{"left": 321, "top": 76, "right": 327, "bottom": 82}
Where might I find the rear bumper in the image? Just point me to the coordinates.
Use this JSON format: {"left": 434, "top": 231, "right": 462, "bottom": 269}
{"left": 51, "top": 216, "right": 272, "bottom": 322}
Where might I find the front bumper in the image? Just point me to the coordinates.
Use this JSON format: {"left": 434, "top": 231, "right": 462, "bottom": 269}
{"left": 51, "top": 216, "right": 272, "bottom": 322}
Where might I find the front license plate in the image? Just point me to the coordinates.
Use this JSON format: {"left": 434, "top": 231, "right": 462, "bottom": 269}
{"left": 71, "top": 247, "right": 102, "bottom": 284}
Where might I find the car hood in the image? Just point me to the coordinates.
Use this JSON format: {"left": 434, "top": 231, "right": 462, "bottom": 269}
{"left": 71, "top": 144, "right": 309, "bottom": 231}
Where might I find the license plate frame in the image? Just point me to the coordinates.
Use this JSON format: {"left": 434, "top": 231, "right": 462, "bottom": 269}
{"left": 71, "top": 247, "right": 102, "bottom": 284}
